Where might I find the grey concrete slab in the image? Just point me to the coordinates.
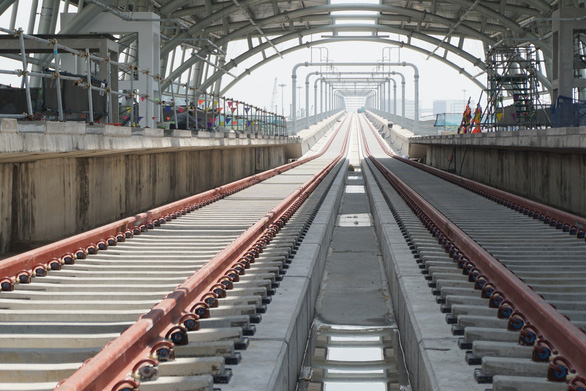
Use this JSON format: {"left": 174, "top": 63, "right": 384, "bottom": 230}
{"left": 492, "top": 375, "right": 567, "bottom": 391}
{"left": 140, "top": 375, "right": 213, "bottom": 391}
{"left": 314, "top": 251, "right": 390, "bottom": 326}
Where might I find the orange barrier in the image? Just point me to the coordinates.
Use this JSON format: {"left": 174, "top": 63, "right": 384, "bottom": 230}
{"left": 55, "top": 114, "right": 351, "bottom": 390}
{"left": 359, "top": 115, "right": 586, "bottom": 384}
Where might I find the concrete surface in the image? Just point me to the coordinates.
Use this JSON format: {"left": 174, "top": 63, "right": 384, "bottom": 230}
{"left": 0, "top": 119, "right": 298, "bottom": 161}
{"left": 313, "top": 168, "right": 391, "bottom": 326}
{"left": 299, "top": 123, "right": 406, "bottom": 390}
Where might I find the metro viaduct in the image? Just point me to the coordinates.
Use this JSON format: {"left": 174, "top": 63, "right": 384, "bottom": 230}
{"left": 0, "top": 1, "right": 586, "bottom": 391}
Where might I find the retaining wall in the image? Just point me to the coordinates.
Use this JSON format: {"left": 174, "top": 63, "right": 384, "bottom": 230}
{"left": 0, "top": 118, "right": 300, "bottom": 255}
{"left": 365, "top": 111, "right": 426, "bottom": 159}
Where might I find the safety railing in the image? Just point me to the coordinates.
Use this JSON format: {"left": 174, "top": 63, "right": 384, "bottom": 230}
{"left": 366, "top": 107, "right": 437, "bottom": 136}
{"left": 0, "top": 27, "right": 287, "bottom": 135}
{"left": 286, "top": 109, "right": 342, "bottom": 134}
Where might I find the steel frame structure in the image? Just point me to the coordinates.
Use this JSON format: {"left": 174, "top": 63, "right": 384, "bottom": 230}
{"left": 0, "top": 0, "right": 566, "bottom": 99}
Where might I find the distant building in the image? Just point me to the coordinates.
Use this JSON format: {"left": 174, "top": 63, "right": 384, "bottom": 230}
{"left": 433, "top": 100, "right": 467, "bottom": 115}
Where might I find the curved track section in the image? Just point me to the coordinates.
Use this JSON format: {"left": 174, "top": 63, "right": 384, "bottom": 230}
{"left": 358, "top": 114, "right": 586, "bottom": 391}
{"left": 0, "top": 118, "right": 351, "bottom": 391}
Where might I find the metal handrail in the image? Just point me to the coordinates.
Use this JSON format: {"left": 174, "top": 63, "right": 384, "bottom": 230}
{"left": 0, "top": 27, "right": 287, "bottom": 135}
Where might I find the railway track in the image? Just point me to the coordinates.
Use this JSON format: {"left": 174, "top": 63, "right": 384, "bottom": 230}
{"left": 357, "top": 113, "right": 586, "bottom": 391}
{"left": 3, "top": 112, "right": 586, "bottom": 391}
{"left": 0, "top": 117, "right": 350, "bottom": 390}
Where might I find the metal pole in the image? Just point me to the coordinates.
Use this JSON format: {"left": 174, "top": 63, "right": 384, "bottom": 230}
{"left": 86, "top": 49, "right": 94, "bottom": 123}
{"left": 18, "top": 30, "right": 33, "bottom": 116}
{"left": 387, "top": 77, "right": 391, "bottom": 118}
{"left": 279, "top": 83, "right": 285, "bottom": 118}
{"left": 401, "top": 79, "right": 405, "bottom": 128}
{"left": 106, "top": 60, "right": 113, "bottom": 123}
{"left": 9, "top": 0, "right": 19, "bottom": 30}
{"left": 146, "top": 70, "right": 151, "bottom": 128}
{"left": 159, "top": 85, "right": 164, "bottom": 128}
{"left": 129, "top": 66, "right": 134, "bottom": 126}
{"left": 305, "top": 78, "right": 310, "bottom": 129}
{"left": 324, "top": 81, "right": 328, "bottom": 116}
{"left": 393, "top": 80, "right": 397, "bottom": 116}
{"left": 185, "top": 84, "right": 190, "bottom": 129}
{"left": 314, "top": 81, "right": 318, "bottom": 125}
{"left": 320, "top": 79, "right": 323, "bottom": 121}
{"left": 291, "top": 73, "right": 296, "bottom": 133}
{"left": 414, "top": 73, "right": 420, "bottom": 133}
{"left": 170, "top": 84, "right": 178, "bottom": 128}
{"left": 27, "top": 0, "right": 39, "bottom": 34}
{"left": 53, "top": 42, "right": 64, "bottom": 121}
{"left": 330, "top": 84, "right": 333, "bottom": 112}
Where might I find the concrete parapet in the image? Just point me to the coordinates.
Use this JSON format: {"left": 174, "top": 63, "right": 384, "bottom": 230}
{"left": 87, "top": 124, "right": 131, "bottom": 137}
{"left": 411, "top": 126, "right": 586, "bottom": 151}
{"left": 296, "top": 112, "right": 345, "bottom": 156}
{"left": 171, "top": 130, "right": 191, "bottom": 138}
{"left": 46, "top": 122, "right": 86, "bottom": 135}
{"left": 0, "top": 118, "right": 18, "bottom": 133}
{"left": 144, "top": 128, "right": 164, "bottom": 138}
{"left": 0, "top": 121, "right": 300, "bottom": 161}
{"left": 17, "top": 122, "right": 47, "bottom": 133}
{"left": 102, "top": 125, "right": 132, "bottom": 137}
{"left": 365, "top": 110, "right": 426, "bottom": 159}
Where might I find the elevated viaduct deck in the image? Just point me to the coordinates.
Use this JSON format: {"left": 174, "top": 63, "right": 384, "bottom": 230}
{"left": 368, "top": 111, "right": 586, "bottom": 220}
{"left": 0, "top": 114, "right": 343, "bottom": 255}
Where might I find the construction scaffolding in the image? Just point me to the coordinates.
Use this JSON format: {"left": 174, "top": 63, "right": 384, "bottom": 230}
{"left": 484, "top": 45, "right": 545, "bottom": 131}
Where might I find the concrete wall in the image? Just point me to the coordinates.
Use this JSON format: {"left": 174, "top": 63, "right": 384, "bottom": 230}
{"left": 0, "top": 164, "right": 12, "bottom": 254}
{"left": 295, "top": 112, "right": 345, "bottom": 156}
{"left": 1, "top": 146, "right": 286, "bottom": 254}
{"left": 365, "top": 111, "right": 426, "bottom": 159}
{"left": 425, "top": 144, "right": 586, "bottom": 218}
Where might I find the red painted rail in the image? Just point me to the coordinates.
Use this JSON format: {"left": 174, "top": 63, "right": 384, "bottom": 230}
{"left": 0, "top": 117, "right": 347, "bottom": 284}
{"left": 359, "top": 115, "right": 586, "bottom": 383}
{"left": 53, "top": 115, "right": 351, "bottom": 390}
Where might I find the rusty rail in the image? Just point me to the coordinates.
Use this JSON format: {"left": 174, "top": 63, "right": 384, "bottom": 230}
{"left": 51, "top": 115, "right": 351, "bottom": 390}
{"left": 359, "top": 115, "right": 586, "bottom": 384}
{"left": 0, "top": 116, "right": 348, "bottom": 285}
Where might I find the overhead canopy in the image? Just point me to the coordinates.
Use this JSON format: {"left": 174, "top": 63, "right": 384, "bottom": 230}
{"left": 0, "top": 0, "right": 569, "bottom": 96}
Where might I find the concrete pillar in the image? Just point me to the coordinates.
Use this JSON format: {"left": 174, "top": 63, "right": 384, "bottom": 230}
{"left": 551, "top": 5, "right": 586, "bottom": 123}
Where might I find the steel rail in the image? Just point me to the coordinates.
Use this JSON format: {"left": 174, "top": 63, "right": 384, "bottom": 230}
{"left": 391, "top": 155, "right": 586, "bottom": 240}
{"left": 0, "top": 115, "right": 342, "bottom": 285}
{"left": 358, "top": 115, "right": 586, "bottom": 383}
{"left": 53, "top": 116, "right": 352, "bottom": 390}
